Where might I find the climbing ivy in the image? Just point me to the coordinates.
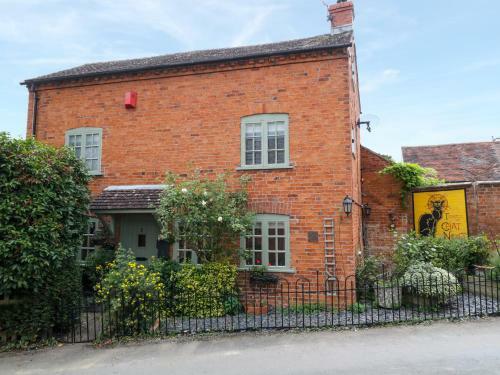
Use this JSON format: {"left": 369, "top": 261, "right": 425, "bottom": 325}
{"left": 379, "top": 162, "right": 443, "bottom": 206}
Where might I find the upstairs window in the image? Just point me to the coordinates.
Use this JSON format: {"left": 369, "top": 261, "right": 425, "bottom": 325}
{"left": 241, "top": 214, "right": 290, "bottom": 270}
{"left": 240, "top": 114, "right": 290, "bottom": 169}
{"left": 65, "top": 127, "right": 102, "bottom": 175}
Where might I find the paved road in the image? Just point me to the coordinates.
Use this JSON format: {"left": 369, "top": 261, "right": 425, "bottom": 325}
{"left": 2, "top": 318, "right": 500, "bottom": 375}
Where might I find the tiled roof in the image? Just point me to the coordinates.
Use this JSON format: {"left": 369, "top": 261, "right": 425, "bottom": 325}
{"left": 402, "top": 141, "right": 500, "bottom": 182}
{"left": 22, "top": 32, "right": 352, "bottom": 85}
{"left": 90, "top": 185, "right": 165, "bottom": 211}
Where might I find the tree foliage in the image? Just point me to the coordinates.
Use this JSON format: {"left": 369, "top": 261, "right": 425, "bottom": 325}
{"left": 156, "top": 172, "right": 254, "bottom": 263}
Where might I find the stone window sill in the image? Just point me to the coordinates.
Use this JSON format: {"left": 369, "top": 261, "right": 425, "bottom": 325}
{"left": 236, "top": 164, "right": 294, "bottom": 172}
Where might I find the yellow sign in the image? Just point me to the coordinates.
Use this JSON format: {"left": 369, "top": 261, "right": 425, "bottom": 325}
{"left": 413, "top": 189, "right": 468, "bottom": 239}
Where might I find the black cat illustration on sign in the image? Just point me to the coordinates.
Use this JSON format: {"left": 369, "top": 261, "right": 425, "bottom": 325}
{"left": 418, "top": 194, "right": 448, "bottom": 237}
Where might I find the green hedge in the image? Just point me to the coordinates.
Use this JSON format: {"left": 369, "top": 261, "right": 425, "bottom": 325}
{"left": 0, "top": 133, "right": 89, "bottom": 345}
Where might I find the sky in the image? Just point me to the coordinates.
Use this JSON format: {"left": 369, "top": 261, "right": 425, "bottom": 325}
{"left": 0, "top": 0, "right": 499, "bottom": 160}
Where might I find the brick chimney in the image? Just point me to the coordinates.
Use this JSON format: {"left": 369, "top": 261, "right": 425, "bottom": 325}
{"left": 328, "top": 0, "right": 354, "bottom": 34}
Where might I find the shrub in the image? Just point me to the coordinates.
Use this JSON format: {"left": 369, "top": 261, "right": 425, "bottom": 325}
{"left": 394, "top": 232, "right": 491, "bottom": 274}
{"left": 172, "top": 262, "right": 239, "bottom": 317}
{"left": 156, "top": 172, "right": 254, "bottom": 263}
{"left": 148, "top": 257, "right": 182, "bottom": 312}
{"left": 379, "top": 162, "right": 442, "bottom": 206}
{"left": 401, "top": 262, "right": 461, "bottom": 301}
{"left": 356, "top": 256, "right": 383, "bottom": 287}
{"left": 82, "top": 248, "right": 116, "bottom": 291}
{"left": 96, "top": 247, "right": 165, "bottom": 334}
{"left": 0, "top": 257, "right": 82, "bottom": 343}
{"left": 0, "top": 133, "right": 89, "bottom": 344}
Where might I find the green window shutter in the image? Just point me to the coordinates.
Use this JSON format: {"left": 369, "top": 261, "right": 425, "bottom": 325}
{"left": 240, "top": 114, "right": 290, "bottom": 169}
{"left": 240, "top": 214, "right": 291, "bottom": 270}
{"left": 65, "top": 127, "right": 103, "bottom": 175}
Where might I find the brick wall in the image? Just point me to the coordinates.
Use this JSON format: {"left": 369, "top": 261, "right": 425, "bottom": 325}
{"left": 360, "top": 146, "right": 409, "bottom": 259}
{"left": 26, "top": 49, "right": 361, "bottom": 284}
{"left": 361, "top": 146, "right": 499, "bottom": 258}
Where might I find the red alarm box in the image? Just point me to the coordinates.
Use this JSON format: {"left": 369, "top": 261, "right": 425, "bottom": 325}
{"left": 124, "top": 91, "right": 137, "bottom": 109}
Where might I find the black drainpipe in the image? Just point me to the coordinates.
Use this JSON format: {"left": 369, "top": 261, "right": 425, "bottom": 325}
{"left": 31, "top": 87, "right": 39, "bottom": 138}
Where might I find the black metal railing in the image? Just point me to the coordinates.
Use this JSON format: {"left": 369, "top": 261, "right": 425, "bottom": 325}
{"left": 54, "top": 269, "right": 499, "bottom": 343}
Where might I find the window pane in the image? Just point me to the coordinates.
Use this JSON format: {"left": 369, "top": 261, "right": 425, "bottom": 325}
{"left": 86, "top": 134, "right": 93, "bottom": 145}
{"left": 246, "top": 237, "right": 253, "bottom": 249}
{"left": 69, "top": 135, "right": 75, "bottom": 146}
{"left": 254, "top": 223, "right": 262, "bottom": 235}
{"left": 245, "top": 152, "right": 253, "bottom": 165}
{"left": 254, "top": 139, "right": 261, "bottom": 150}
{"left": 74, "top": 147, "right": 81, "bottom": 158}
{"left": 245, "top": 138, "right": 253, "bottom": 150}
{"left": 92, "top": 133, "right": 99, "bottom": 145}
{"left": 254, "top": 152, "right": 261, "bottom": 164}
{"left": 277, "top": 151, "right": 285, "bottom": 164}
{"left": 268, "top": 224, "right": 276, "bottom": 236}
{"left": 278, "top": 237, "right": 285, "bottom": 250}
{"left": 269, "top": 253, "right": 276, "bottom": 266}
{"left": 268, "top": 151, "right": 276, "bottom": 164}
{"left": 269, "top": 238, "right": 276, "bottom": 251}
{"left": 277, "top": 136, "right": 285, "bottom": 149}
{"left": 75, "top": 135, "right": 82, "bottom": 146}
{"left": 91, "top": 159, "right": 98, "bottom": 171}
{"left": 255, "top": 236, "right": 262, "bottom": 250}
{"left": 268, "top": 137, "right": 276, "bottom": 149}
{"left": 278, "top": 253, "right": 285, "bottom": 266}
{"left": 255, "top": 252, "right": 262, "bottom": 265}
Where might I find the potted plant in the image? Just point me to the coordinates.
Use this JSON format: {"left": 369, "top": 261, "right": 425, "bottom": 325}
{"left": 249, "top": 266, "right": 279, "bottom": 285}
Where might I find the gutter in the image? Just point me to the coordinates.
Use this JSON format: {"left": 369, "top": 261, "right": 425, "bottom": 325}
{"left": 20, "top": 42, "right": 352, "bottom": 86}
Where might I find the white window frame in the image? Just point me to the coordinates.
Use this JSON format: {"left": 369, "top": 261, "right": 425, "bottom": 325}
{"left": 173, "top": 237, "right": 200, "bottom": 265}
{"left": 79, "top": 218, "right": 100, "bottom": 263}
{"left": 240, "top": 214, "right": 291, "bottom": 271}
{"left": 65, "top": 127, "right": 103, "bottom": 175}
{"left": 239, "top": 114, "right": 291, "bottom": 170}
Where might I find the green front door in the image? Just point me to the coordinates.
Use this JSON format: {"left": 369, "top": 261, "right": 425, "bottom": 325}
{"left": 120, "top": 214, "right": 160, "bottom": 263}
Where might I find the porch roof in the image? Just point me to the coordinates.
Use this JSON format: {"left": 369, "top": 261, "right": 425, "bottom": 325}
{"left": 90, "top": 185, "right": 165, "bottom": 212}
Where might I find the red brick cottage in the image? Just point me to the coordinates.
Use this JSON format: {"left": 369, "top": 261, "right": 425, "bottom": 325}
{"left": 22, "top": 1, "right": 363, "bottom": 288}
